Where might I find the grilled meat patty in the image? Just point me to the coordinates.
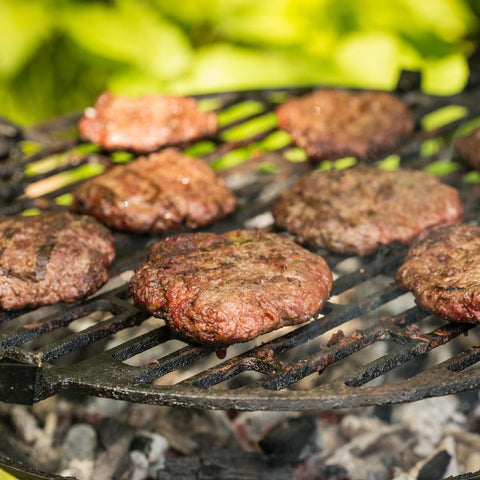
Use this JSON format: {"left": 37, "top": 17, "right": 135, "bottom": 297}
{"left": 396, "top": 224, "right": 480, "bottom": 323}
{"left": 71, "top": 149, "right": 236, "bottom": 233}
{"left": 0, "top": 212, "right": 115, "bottom": 310}
{"left": 129, "top": 230, "right": 333, "bottom": 346}
{"left": 79, "top": 92, "right": 218, "bottom": 153}
{"left": 456, "top": 127, "right": 480, "bottom": 171}
{"left": 276, "top": 89, "right": 414, "bottom": 161}
{"left": 272, "top": 165, "right": 463, "bottom": 256}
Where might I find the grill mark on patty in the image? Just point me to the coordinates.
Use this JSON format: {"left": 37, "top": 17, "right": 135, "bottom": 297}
{"left": 34, "top": 235, "right": 56, "bottom": 281}
{"left": 123, "top": 168, "right": 163, "bottom": 204}
{"left": 0, "top": 212, "right": 116, "bottom": 310}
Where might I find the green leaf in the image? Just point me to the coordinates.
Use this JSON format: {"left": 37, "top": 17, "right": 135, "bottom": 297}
{"left": 62, "top": 0, "right": 192, "bottom": 80}
{"left": 422, "top": 54, "right": 469, "bottom": 95}
{"left": 217, "top": 100, "right": 265, "bottom": 126}
{"left": 211, "top": 147, "right": 253, "bottom": 170}
{"left": 463, "top": 171, "right": 480, "bottom": 184}
{"left": 21, "top": 208, "right": 41, "bottom": 217}
{"left": 377, "top": 154, "right": 400, "bottom": 170}
{"left": 284, "top": 148, "right": 307, "bottom": 162}
{"left": 111, "top": 151, "right": 134, "bottom": 164}
{"left": 424, "top": 160, "right": 460, "bottom": 176}
{"left": 421, "top": 105, "right": 467, "bottom": 131}
{"left": 257, "top": 161, "right": 280, "bottom": 173}
{"left": 258, "top": 130, "right": 291, "bottom": 150}
{"left": 221, "top": 112, "right": 277, "bottom": 141}
{"left": 184, "top": 141, "right": 217, "bottom": 157}
{"left": 0, "top": 0, "right": 51, "bottom": 77}
{"left": 55, "top": 193, "right": 73, "bottom": 206}
{"left": 420, "top": 138, "right": 445, "bottom": 157}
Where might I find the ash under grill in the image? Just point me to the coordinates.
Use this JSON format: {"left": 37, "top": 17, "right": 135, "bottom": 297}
{"left": 2, "top": 71, "right": 480, "bottom": 411}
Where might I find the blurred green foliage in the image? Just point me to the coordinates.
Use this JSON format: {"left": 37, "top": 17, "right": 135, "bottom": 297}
{"left": 0, "top": 0, "right": 478, "bottom": 125}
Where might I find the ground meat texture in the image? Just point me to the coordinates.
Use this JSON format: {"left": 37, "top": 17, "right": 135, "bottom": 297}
{"left": 78, "top": 92, "right": 218, "bottom": 153}
{"left": 129, "top": 230, "right": 333, "bottom": 346}
{"left": 396, "top": 224, "right": 480, "bottom": 323}
{"left": 0, "top": 212, "right": 115, "bottom": 310}
{"left": 276, "top": 89, "right": 414, "bottom": 161}
{"left": 272, "top": 165, "right": 463, "bottom": 256}
{"left": 456, "top": 127, "right": 480, "bottom": 171}
{"left": 71, "top": 149, "right": 236, "bottom": 233}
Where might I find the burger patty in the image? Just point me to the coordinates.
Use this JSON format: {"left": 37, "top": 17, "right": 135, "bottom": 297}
{"left": 71, "top": 149, "right": 236, "bottom": 233}
{"left": 0, "top": 212, "right": 115, "bottom": 310}
{"left": 276, "top": 89, "right": 414, "bottom": 161}
{"left": 456, "top": 127, "right": 480, "bottom": 171}
{"left": 129, "top": 230, "right": 333, "bottom": 346}
{"left": 272, "top": 165, "right": 463, "bottom": 256}
{"left": 79, "top": 92, "right": 218, "bottom": 153}
{"left": 396, "top": 224, "right": 480, "bottom": 323}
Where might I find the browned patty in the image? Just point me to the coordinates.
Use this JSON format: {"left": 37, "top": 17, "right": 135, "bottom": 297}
{"left": 272, "top": 165, "right": 463, "bottom": 256}
{"left": 0, "top": 212, "right": 115, "bottom": 310}
{"left": 129, "top": 230, "right": 333, "bottom": 346}
{"left": 396, "top": 224, "right": 480, "bottom": 323}
{"left": 79, "top": 92, "right": 218, "bottom": 153}
{"left": 276, "top": 89, "right": 414, "bottom": 160}
{"left": 71, "top": 149, "right": 236, "bottom": 233}
{"left": 456, "top": 127, "right": 480, "bottom": 171}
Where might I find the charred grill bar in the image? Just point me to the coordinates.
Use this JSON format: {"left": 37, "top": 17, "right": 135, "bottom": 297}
{"left": 1, "top": 70, "right": 480, "bottom": 410}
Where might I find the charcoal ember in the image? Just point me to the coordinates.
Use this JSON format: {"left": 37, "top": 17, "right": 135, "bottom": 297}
{"left": 258, "top": 414, "right": 317, "bottom": 465}
{"left": 59, "top": 424, "right": 97, "bottom": 480}
{"left": 93, "top": 418, "right": 136, "bottom": 480}
{"left": 417, "top": 450, "right": 451, "bottom": 480}
{"left": 96, "top": 417, "right": 135, "bottom": 450}
{"left": 162, "top": 448, "right": 294, "bottom": 480}
{"left": 295, "top": 462, "right": 350, "bottom": 480}
{"left": 112, "top": 432, "right": 168, "bottom": 480}
{"left": 154, "top": 408, "right": 239, "bottom": 455}
{"left": 408, "top": 436, "right": 458, "bottom": 479}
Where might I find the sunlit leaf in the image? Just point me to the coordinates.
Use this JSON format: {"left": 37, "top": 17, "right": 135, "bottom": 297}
{"left": 335, "top": 32, "right": 403, "bottom": 89}
{"left": 62, "top": 0, "right": 193, "bottom": 79}
{"left": 420, "top": 138, "right": 445, "bottom": 156}
{"left": 421, "top": 105, "right": 467, "bottom": 131}
{"left": 422, "top": 53, "right": 469, "bottom": 94}
{"left": 424, "top": 160, "right": 460, "bottom": 176}
{"left": 221, "top": 113, "right": 277, "bottom": 141}
{"left": 463, "top": 171, "right": 480, "bottom": 184}
{"left": 55, "top": 193, "right": 73, "bottom": 206}
{"left": 216, "top": 0, "right": 303, "bottom": 46}
{"left": 377, "top": 154, "right": 400, "bottom": 170}
{"left": 257, "top": 161, "right": 280, "bottom": 173}
{"left": 284, "top": 148, "right": 307, "bottom": 162}
{"left": 184, "top": 141, "right": 217, "bottom": 157}
{"left": 0, "top": 0, "right": 51, "bottom": 77}
{"left": 217, "top": 101, "right": 265, "bottom": 126}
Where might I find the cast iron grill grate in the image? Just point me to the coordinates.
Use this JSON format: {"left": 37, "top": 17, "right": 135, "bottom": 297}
{"left": 1, "top": 71, "right": 480, "bottom": 410}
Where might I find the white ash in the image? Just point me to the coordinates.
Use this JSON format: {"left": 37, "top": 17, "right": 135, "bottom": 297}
{"left": 391, "top": 396, "right": 463, "bottom": 457}
{"left": 59, "top": 424, "right": 97, "bottom": 480}
{"left": 10, "top": 405, "right": 59, "bottom": 467}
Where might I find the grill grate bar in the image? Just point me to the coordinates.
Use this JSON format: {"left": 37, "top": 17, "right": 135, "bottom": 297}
{"left": 1, "top": 81, "right": 480, "bottom": 409}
